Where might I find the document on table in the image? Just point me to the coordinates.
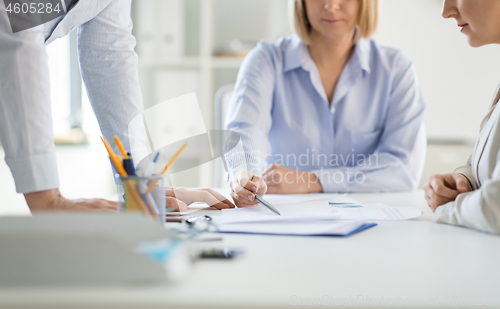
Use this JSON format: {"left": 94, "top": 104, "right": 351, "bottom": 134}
{"left": 263, "top": 193, "right": 359, "bottom": 205}
{"left": 330, "top": 203, "right": 422, "bottom": 220}
{"left": 218, "top": 220, "right": 375, "bottom": 237}
{"left": 220, "top": 200, "right": 339, "bottom": 224}
{"left": 218, "top": 199, "right": 380, "bottom": 237}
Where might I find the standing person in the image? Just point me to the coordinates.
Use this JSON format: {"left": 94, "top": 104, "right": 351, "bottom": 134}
{"left": 0, "top": 0, "right": 234, "bottom": 212}
{"left": 424, "top": 0, "right": 500, "bottom": 234}
{"left": 226, "top": 0, "right": 426, "bottom": 208}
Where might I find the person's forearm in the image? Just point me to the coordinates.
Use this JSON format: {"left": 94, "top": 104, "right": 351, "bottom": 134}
{"left": 224, "top": 129, "right": 271, "bottom": 180}
{"left": 24, "top": 189, "right": 62, "bottom": 211}
{"left": 454, "top": 156, "right": 478, "bottom": 190}
{"left": 305, "top": 171, "right": 323, "bottom": 193}
{"left": 78, "top": 0, "right": 148, "bottom": 162}
{"left": 0, "top": 6, "right": 60, "bottom": 194}
{"left": 312, "top": 153, "right": 419, "bottom": 193}
{"left": 433, "top": 179, "right": 500, "bottom": 234}
{"left": 25, "top": 188, "right": 118, "bottom": 212}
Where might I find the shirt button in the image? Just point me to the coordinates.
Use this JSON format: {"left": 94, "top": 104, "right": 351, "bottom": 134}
{"left": 331, "top": 107, "right": 336, "bottom": 113}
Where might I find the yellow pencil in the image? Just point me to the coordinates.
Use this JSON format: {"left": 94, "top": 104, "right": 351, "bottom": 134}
{"left": 126, "top": 182, "right": 152, "bottom": 218}
{"left": 161, "top": 143, "right": 187, "bottom": 174}
{"left": 101, "top": 136, "right": 126, "bottom": 176}
{"left": 146, "top": 143, "right": 187, "bottom": 193}
{"left": 114, "top": 136, "right": 128, "bottom": 157}
{"left": 101, "top": 136, "right": 152, "bottom": 217}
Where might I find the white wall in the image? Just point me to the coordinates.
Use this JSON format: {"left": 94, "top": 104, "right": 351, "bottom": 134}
{"left": 373, "top": 0, "right": 500, "bottom": 142}
{"left": 213, "top": 0, "right": 290, "bottom": 48}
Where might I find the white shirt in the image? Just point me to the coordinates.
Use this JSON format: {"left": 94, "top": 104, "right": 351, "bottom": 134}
{"left": 0, "top": 0, "right": 147, "bottom": 193}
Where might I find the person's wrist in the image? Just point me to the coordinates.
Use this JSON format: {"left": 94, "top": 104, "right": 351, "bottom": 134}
{"left": 306, "top": 172, "right": 323, "bottom": 193}
{"left": 24, "top": 188, "right": 63, "bottom": 211}
{"left": 457, "top": 173, "right": 473, "bottom": 191}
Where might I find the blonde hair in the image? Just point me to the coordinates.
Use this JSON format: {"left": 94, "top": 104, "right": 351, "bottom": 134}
{"left": 293, "top": 0, "right": 379, "bottom": 44}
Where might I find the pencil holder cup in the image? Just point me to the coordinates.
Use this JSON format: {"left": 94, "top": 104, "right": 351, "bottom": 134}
{"left": 117, "top": 175, "right": 166, "bottom": 225}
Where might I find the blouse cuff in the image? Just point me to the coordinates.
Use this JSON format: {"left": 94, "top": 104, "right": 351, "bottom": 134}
{"left": 5, "top": 152, "right": 59, "bottom": 194}
{"left": 454, "top": 166, "right": 478, "bottom": 190}
{"left": 431, "top": 201, "right": 456, "bottom": 225}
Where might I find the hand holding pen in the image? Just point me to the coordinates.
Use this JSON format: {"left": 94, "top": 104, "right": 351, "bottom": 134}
{"left": 230, "top": 170, "right": 267, "bottom": 208}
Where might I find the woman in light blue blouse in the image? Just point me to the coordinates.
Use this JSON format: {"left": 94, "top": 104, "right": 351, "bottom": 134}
{"left": 226, "top": 0, "right": 426, "bottom": 208}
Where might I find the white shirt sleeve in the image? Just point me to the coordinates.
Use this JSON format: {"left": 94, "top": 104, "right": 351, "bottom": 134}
{"left": 433, "top": 143, "right": 500, "bottom": 234}
{"left": 454, "top": 155, "right": 479, "bottom": 190}
{"left": 78, "top": 0, "right": 148, "bottom": 164}
{"left": 0, "top": 0, "right": 147, "bottom": 194}
{"left": 0, "top": 1, "right": 60, "bottom": 193}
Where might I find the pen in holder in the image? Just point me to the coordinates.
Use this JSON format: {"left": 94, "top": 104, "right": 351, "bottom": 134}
{"left": 117, "top": 175, "right": 166, "bottom": 225}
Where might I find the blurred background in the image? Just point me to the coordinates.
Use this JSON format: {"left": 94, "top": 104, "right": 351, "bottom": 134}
{"left": 1, "top": 0, "right": 500, "bottom": 215}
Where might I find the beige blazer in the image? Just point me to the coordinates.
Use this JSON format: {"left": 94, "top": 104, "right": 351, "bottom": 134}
{"left": 433, "top": 85, "right": 500, "bottom": 234}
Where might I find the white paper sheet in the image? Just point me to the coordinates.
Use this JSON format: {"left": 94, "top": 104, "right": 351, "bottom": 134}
{"left": 263, "top": 193, "right": 359, "bottom": 205}
{"left": 219, "top": 220, "right": 371, "bottom": 236}
{"left": 330, "top": 203, "right": 422, "bottom": 220}
{"left": 329, "top": 196, "right": 360, "bottom": 204}
{"left": 220, "top": 200, "right": 339, "bottom": 224}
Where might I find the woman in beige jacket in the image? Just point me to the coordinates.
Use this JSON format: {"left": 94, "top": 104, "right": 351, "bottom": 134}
{"left": 424, "top": 0, "right": 500, "bottom": 234}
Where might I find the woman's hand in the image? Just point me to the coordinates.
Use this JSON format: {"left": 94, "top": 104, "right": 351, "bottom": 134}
{"left": 25, "top": 189, "right": 118, "bottom": 212}
{"left": 423, "top": 173, "right": 472, "bottom": 212}
{"left": 165, "top": 187, "right": 235, "bottom": 212}
{"left": 230, "top": 171, "right": 267, "bottom": 208}
{"left": 262, "top": 163, "right": 323, "bottom": 194}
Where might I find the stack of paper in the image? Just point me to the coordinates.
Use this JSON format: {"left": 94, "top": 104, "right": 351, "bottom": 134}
{"left": 262, "top": 194, "right": 423, "bottom": 221}
{"left": 215, "top": 193, "right": 423, "bottom": 237}
{"left": 218, "top": 200, "right": 375, "bottom": 237}
{"left": 219, "top": 220, "right": 373, "bottom": 237}
{"left": 262, "top": 193, "right": 355, "bottom": 205}
{"left": 330, "top": 203, "right": 423, "bottom": 220}
{"left": 220, "top": 200, "right": 338, "bottom": 224}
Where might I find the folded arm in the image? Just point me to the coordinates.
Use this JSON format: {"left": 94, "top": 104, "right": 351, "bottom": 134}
{"left": 454, "top": 155, "right": 479, "bottom": 190}
{"left": 433, "top": 148, "right": 500, "bottom": 234}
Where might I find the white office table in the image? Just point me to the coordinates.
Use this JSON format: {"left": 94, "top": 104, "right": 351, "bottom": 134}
{"left": 1, "top": 190, "right": 500, "bottom": 309}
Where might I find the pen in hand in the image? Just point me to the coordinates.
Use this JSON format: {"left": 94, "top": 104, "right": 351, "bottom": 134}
{"left": 254, "top": 194, "right": 281, "bottom": 216}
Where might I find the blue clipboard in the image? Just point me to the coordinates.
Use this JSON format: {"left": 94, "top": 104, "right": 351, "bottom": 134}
{"left": 218, "top": 222, "right": 377, "bottom": 237}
